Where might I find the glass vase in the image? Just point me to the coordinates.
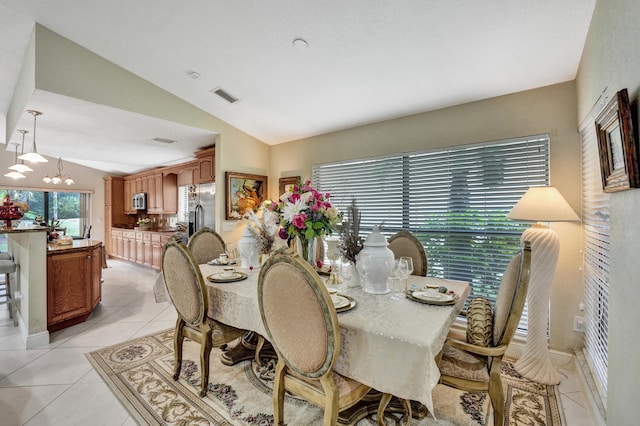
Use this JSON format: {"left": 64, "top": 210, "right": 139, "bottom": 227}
{"left": 297, "top": 236, "right": 317, "bottom": 267}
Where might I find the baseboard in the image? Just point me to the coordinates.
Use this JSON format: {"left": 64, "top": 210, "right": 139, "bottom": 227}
{"left": 574, "top": 350, "right": 606, "bottom": 426}
{"left": 505, "top": 336, "right": 574, "bottom": 367}
{"left": 18, "top": 316, "right": 50, "bottom": 349}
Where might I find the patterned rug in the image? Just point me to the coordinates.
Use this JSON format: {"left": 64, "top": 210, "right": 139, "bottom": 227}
{"left": 86, "top": 329, "right": 565, "bottom": 425}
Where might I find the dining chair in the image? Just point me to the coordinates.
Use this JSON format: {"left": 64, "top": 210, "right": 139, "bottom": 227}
{"left": 258, "top": 248, "right": 391, "bottom": 426}
{"left": 436, "top": 240, "right": 532, "bottom": 426}
{"left": 187, "top": 227, "right": 226, "bottom": 264}
{"left": 162, "top": 238, "right": 245, "bottom": 397}
{"left": 388, "top": 230, "right": 428, "bottom": 276}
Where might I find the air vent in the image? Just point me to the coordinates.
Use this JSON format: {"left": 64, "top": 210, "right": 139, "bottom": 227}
{"left": 153, "top": 137, "right": 177, "bottom": 144}
{"left": 210, "top": 87, "right": 239, "bottom": 104}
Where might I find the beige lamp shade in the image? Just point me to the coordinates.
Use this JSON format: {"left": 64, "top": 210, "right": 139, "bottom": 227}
{"left": 507, "top": 186, "right": 579, "bottom": 222}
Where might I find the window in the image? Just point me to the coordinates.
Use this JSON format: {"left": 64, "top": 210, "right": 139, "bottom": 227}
{"left": 580, "top": 108, "right": 609, "bottom": 405}
{"left": 312, "top": 135, "right": 550, "bottom": 331}
{"left": 0, "top": 189, "right": 90, "bottom": 237}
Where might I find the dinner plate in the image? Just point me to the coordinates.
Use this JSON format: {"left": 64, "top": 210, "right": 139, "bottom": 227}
{"left": 207, "top": 259, "right": 238, "bottom": 266}
{"left": 334, "top": 294, "right": 356, "bottom": 313}
{"left": 332, "top": 295, "right": 351, "bottom": 309}
{"left": 206, "top": 271, "right": 248, "bottom": 283}
{"left": 405, "top": 290, "right": 457, "bottom": 306}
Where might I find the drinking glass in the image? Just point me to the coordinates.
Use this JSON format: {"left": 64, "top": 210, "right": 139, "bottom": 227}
{"left": 356, "top": 253, "right": 371, "bottom": 290}
{"left": 340, "top": 260, "right": 355, "bottom": 287}
{"left": 399, "top": 256, "right": 413, "bottom": 292}
{"left": 391, "top": 259, "right": 408, "bottom": 296}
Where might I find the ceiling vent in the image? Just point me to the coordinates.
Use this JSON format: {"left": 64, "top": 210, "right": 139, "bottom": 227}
{"left": 153, "top": 137, "right": 177, "bottom": 144}
{"left": 210, "top": 87, "right": 239, "bottom": 104}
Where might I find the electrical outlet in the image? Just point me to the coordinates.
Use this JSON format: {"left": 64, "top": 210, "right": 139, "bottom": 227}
{"left": 573, "top": 316, "right": 585, "bottom": 332}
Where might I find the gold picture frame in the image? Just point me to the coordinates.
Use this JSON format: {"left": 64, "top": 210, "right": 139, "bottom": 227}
{"left": 595, "top": 88, "right": 639, "bottom": 192}
{"left": 225, "top": 172, "right": 268, "bottom": 219}
{"left": 279, "top": 176, "right": 300, "bottom": 196}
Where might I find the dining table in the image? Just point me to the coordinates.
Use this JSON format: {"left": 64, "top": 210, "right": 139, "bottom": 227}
{"left": 200, "top": 262, "right": 470, "bottom": 417}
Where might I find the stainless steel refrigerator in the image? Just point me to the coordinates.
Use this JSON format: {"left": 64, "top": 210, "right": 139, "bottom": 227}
{"left": 188, "top": 183, "right": 216, "bottom": 236}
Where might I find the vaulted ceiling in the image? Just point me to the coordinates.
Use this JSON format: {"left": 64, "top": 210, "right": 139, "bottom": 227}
{"left": 0, "top": 1, "right": 596, "bottom": 174}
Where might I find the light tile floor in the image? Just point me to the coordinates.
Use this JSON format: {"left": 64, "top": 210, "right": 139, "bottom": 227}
{"left": 0, "top": 259, "right": 595, "bottom": 425}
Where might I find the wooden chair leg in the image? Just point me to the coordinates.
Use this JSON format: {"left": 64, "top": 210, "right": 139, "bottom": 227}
{"left": 377, "top": 393, "right": 393, "bottom": 425}
{"left": 273, "top": 359, "right": 286, "bottom": 426}
{"left": 199, "top": 330, "right": 213, "bottom": 397}
{"left": 254, "top": 334, "right": 265, "bottom": 365}
{"left": 400, "top": 398, "right": 412, "bottom": 425}
{"left": 489, "top": 367, "right": 505, "bottom": 426}
{"left": 173, "top": 320, "right": 185, "bottom": 381}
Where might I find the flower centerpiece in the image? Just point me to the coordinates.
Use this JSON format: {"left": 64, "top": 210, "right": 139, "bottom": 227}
{"left": 275, "top": 180, "right": 342, "bottom": 265}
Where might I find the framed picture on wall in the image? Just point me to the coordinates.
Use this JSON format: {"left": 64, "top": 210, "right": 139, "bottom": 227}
{"left": 279, "top": 176, "right": 300, "bottom": 196}
{"left": 225, "top": 172, "right": 268, "bottom": 219}
{"left": 595, "top": 88, "right": 639, "bottom": 192}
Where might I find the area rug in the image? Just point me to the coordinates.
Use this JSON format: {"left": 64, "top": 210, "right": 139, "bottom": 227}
{"left": 86, "top": 329, "right": 564, "bottom": 425}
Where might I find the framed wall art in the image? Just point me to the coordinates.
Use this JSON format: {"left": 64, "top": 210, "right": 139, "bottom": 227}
{"left": 595, "top": 88, "right": 639, "bottom": 192}
{"left": 279, "top": 176, "right": 300, "bottom": 196}
{"left": 225, "top": 172, "right": 268, "bottom": 219}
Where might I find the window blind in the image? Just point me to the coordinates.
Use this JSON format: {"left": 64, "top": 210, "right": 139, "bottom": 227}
{"left": 579, "top": 112, "right": 609, "bottom": 405}
{"left": 312, "top": 135, "right": 550, "bottom": 331}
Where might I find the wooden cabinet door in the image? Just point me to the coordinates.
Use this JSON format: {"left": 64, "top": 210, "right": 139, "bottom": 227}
{"left": 162, "top": 173, "right": 177, "bottom": 214}
{"left": 197, "top": 155, "right": 214, "bottom": 183}
{"left": 104, "top": 179, "right": 113, "bottom": 206}
{"left": 90, "top": 246, "right": 102, "bottom": 308}
{"left": 154, "top": 174, "right": 164, "bottom": 211}
{"left": 47, "top": 251, "right": 90, "bottom": 326}
{"left": 109, "top": 228, "right": 118, "bottom": 257}
{"left": 195, "top": 146, "right": 215, "bottom": 184}
{"left": 115, "top": 230, "right": 124, "bottom": 259}
{"left": 144, "top": 234, "right": 153, "bottom": 268}
{"left": 136, "top": 232, "right": 144, "bottom": 265}
{"left": 122, "top": 231, "right": 133, "bottom": 261}
{"left": 123, "top": 179, "right": 133, "bottom": 214}
{"left": 146, "top": 175, "right": 157, "bottom": 212}
{"left": 152, "top": 234, "right": 162, "bottom": 270}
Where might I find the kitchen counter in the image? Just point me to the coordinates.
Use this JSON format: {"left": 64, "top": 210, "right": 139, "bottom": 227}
{"left": 48, "top": 239, "right": 103, "bottom": 252}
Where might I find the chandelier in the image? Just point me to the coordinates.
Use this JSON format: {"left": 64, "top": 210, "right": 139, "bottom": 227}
{"left": 42, "top": 157, "right": 74, "bottom": 185}
{"left": 4, "top": 143, "right": 27, "bottom": 179}
{"left": 8, "top": 129, "right": 34, "bottom": 174}
{"left": 18, "top": 110, "right": 48, "bottom": 163}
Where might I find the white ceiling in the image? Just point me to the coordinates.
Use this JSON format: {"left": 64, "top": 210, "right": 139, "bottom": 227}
{"left": 0, "top": 0, "right": 596, "bottom": 174}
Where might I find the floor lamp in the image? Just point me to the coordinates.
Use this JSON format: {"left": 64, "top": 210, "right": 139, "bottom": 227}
{"left": 507, "top": 186, "right": 579, "bottom": 385}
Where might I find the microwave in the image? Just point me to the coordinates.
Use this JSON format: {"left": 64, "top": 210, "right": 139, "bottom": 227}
{"left": 132, "top": 192, "right": 147, "bottom": 210}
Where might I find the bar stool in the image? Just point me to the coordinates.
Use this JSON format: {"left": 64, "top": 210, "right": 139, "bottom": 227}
{"left": 0, "top": 257, "right": 18, "bottom": 326}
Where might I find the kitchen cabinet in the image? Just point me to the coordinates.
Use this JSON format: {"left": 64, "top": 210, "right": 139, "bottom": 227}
{"left": 152, "top": 234, "right": 171, "bottom": 270}
{"left": 135, "top": 232, "right": 145, "bottom": 265}
{"left": 123, "top": 178, "right": 134, "bottom": 214}
{"left": 195, "top": 146, "right": 215, "bottom": 183}
{"left": 109, "top": 228, "right": 172, "bottom": 270}
{"left": 143, "top": 233, "right": 153, "bottom": 268}
{"left": 110, "top": 228, "right": 120, "bottom": 258}
{"left": 47, "top": 241, "right": 103, "bottom": 332}
{"left": 104, "top": 177, "right": 134, "bottom": 254}
{"left": 162, "top": 173, "right": 177, "bottom": 214}
{"left": 123, "top": 231, "right": 136, "bottom": 261}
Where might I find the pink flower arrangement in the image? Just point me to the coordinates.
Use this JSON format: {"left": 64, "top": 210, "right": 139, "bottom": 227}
{"left": 275, "top": 180, "right": 341, "bottom": 242}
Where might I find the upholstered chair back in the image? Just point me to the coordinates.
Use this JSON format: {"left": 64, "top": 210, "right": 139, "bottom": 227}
{"left": 492, "top": 241, "right": 531, "bottom": 347}
{"left": 187, "top": 227, "right": 226, "bottom": 264}
{"left": 258, "top": 250, "right": 339, "bottom": 379}
{"left": 388, "top": 230, "right": 428, "bottom": 276}
{"left": 163, "top": 239, "right": 207, "bottom": 325}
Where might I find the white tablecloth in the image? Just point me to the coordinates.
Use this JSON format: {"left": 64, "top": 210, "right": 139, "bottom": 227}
{"left": 200, "top": 264, "right": 470, "bottom": 414}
